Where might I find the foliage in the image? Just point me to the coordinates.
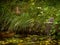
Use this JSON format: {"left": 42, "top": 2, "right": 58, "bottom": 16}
{"left": 0, "top": 0, "right": 60, "bottom": 45}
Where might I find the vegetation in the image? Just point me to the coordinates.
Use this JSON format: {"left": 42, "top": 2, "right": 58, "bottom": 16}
{"left": 0, "top": 0, "right": 60, "bottom": 45}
